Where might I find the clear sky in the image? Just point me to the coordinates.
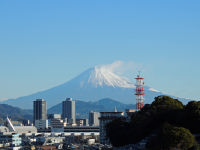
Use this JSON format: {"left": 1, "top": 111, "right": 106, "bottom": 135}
{"left": 0, "top": 0, "right": 200, "bottom": 101}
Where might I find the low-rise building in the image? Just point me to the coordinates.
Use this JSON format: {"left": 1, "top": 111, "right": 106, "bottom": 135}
{"left": 89, "top": 111, "right": 100, "bottom": 126}
{"left": 35, "top": 120, "right": 48, "bottom": 129}
{"left": 14, "top": 126, "right": 37, "bottom": 134}
{"left": 0, "top": 132, "right": 21, "bottom": 146}
{"left": 48, "top": 114, "right": 61, "bottom": 120}
{"left": 125, "top": 109, "right": 136, "bottom": 121}
{"left": 76, "top": 119, "right": 84, "bottom": 126}
{"left": 99, "top": 112, "right": 124, "bottom": 145}
{"left": 76, "top": 119, "right": 88, "bottom": 126}
{"left": 51, "top": 119, "right": 67, "bottom": 132}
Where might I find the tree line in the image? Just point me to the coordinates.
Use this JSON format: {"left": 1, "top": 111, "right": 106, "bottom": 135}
{"left": 106, "top": 95, "right": 200, "bottom": 150}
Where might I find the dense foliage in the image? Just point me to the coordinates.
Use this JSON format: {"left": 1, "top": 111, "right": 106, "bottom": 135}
{"left": 106, "top": 95, "right": 200, "bottom": 149}
{"left": 147, "top": 123, "right": 197, "bottom": 150}
{"left": 162, "top": 123, "right": 195, "bottom": 149}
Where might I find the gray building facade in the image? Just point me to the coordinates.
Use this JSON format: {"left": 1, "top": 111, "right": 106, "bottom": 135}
{"left": 89, "top": 111, "right": 100, "bottom": 126}
{"left": 62, "top": 98, "right": 76, "bottom": 124}
{"left": 33, "top": 99, "right": 47, "bottom": 124}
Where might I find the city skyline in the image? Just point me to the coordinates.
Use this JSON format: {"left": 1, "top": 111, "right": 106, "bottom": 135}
{"left": 0, "top": 1, "right": 200, "bottom": 101}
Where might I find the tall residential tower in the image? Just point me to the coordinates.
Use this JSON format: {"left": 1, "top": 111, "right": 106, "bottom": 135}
{"left": 33, "top": 99, "right": 48, "bottom": 128}
{"left": 62, "top": 98, "right": 76, "bottom": 124}
{"left": 33, "top": 99, "right": 47, "bottom": 122}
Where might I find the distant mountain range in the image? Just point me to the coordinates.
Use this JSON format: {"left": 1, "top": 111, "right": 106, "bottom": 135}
{"left": 0, "top": 104, "right": 32, "bottom": 121}
{"left": 2, "top": 65, "right": 191, "bottom": 109}
{"left": 0, "top": 98, "right": 135, "bottom": 121}
{"left": 48, "top": 98, "right": 135, "bottom": 118}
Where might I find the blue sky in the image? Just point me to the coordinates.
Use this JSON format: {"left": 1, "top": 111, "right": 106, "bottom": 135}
{"left": 0, "top": 0, "right": 200, "bottom": 100}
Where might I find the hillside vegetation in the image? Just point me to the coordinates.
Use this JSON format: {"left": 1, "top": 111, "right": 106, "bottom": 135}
{"left": 106, "top": 95, "right": 200, "bottom": 149}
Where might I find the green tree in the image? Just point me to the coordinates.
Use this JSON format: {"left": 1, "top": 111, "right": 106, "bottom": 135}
{"left": 184, "top": 101, "right": 200, "bottom": 133}
{"left": 151, "top": 95, "right": 184, "bottom": 110}
{"left": 185, "top": 101, "right": 200, "bottom": 111}
{"left": 106, "top": 117, "right": 129, "bottom": 147}
{"left": 106, "top": 95, "right": 200, "bottom": 148}
{"left": 162, "top": 123, "right": 195, "bottom": 150}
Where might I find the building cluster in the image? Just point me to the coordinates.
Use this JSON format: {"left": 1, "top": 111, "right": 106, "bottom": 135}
{"left": 0, "top": 98, "right": 102, "bottom": 149}
{"left": 0, "top": 98, "right": 137, "bottom": 149}
{"left": 33, "top": 97, "right": 135, "bottom": 146}
{"left": 0, "top": 100, "right": 138, "bottom": 149}
{"left": 33, "top": 98, "right": 100, "bottom": 132}
{"left": 0, "top": 73, "right": 145, "bottom": 149}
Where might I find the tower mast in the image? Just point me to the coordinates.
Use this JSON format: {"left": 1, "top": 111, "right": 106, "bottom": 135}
{"left": 135, "top": 72, "right": 145, "bottom": 111}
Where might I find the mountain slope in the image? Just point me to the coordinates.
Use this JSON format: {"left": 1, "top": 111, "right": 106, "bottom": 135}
{"left": 86, "top": 66, "right": 134, "bottom": 88}
{"left": 2, "top": 66, "right": 190, "bottom": 109}
{"left": 0, "top": 104, "right": 32, "bottom": 121}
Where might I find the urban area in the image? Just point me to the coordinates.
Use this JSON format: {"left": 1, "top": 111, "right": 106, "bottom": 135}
{"left": 0, "top": 73, "right": 200, "bottom": 150}
{"left": 0, "top": 73, "right": 146, "bottom": 150}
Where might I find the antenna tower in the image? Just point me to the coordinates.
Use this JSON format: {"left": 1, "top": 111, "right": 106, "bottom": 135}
{"left": 135, "top": 72, "right": 145, "bottom": 111}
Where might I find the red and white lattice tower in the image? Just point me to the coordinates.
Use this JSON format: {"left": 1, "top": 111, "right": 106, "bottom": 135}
{"left": 135, "top": 72, "right": 145, "bottom": 111}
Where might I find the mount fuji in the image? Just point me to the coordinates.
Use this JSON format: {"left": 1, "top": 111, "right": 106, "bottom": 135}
{"left": 3, "top": 64, "right": 189, "bottom": 109}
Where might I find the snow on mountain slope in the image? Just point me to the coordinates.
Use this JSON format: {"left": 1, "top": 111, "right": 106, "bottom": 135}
{"left": 148, "top": 88, "right": 160, "bottom": 93}
{"left": 83, "top": 66, "right": 135, "bottom": 88}
{"left": 2, "top": 64, "right": 188, "bottom": 109}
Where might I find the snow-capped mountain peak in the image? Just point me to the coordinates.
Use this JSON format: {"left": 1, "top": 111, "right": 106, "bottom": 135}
{"left": 86, "top": 66, "right": 135, "bottom": 88}
{"left": 3, "top": 62, "right": 190, "bottom": 109}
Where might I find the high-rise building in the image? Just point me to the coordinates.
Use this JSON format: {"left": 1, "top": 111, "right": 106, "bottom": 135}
{"left": 62, "top": 98, "right": 76, "bottom": 124}
{"left": 33, "top": 99, "right": 47, "bottom": 124}
{"left": 33, "top": 99, "right": 48, "bottom": 129}
{"left": 89, "top": 111, "right": 100, "bottom": 126}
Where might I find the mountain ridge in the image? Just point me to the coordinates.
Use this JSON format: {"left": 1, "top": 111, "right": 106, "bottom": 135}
{"left": 0, "top": 98, "right": 135, "bottom": 121}
{"left": 0, "top": 104, "right": 32, "bottom": 121}
{"left": 2, "top": 66, "right": 190, "bottom": 109}
{"left": 48, "top": 98, "right": 135, "bottom": 119}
